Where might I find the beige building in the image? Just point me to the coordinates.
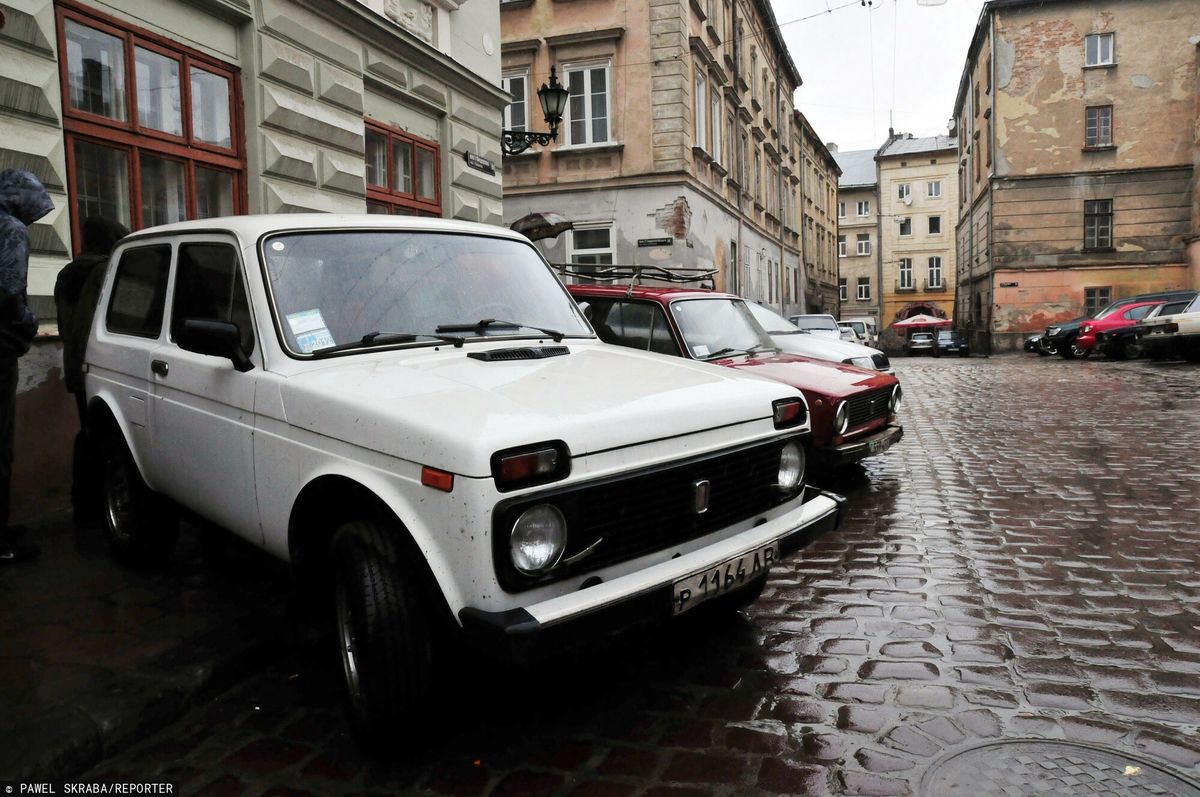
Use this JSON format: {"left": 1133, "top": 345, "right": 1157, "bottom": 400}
{"left": 0, "top": 0, "right": 508, "bottom": 321}
{"left": 797, "top": 112, "right": 841, "bottom": 314}
{"left": 500, "top": 0, "right": 813, "bottom": 313}
{"left": 954, "top": 0, "right": 1200, "bottom": 352}
{"left": 877, "top": 133, "right": 959, "bottom": 346}
{"left": 833, "top": 147, "right": 881, "bottom": 329}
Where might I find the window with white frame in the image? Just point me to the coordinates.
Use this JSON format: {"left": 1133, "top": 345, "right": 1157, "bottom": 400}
{"left": 856, "top": 199, "right": 870, "bottom": 216}
{"left": 837, "top": 201, "right": 845, "bottom": 219}
{"left": 569, "top": 225, "right": 614, "bottom": 266}
{"left": 564, "top": 62, "right": 610, "bottom": 146}
{"left": 898, "top": 257, "right": 913, "bottom": 289}
{"left": 501, "top": 72, "right": 528, "bottom": 132}
{"left": 1085, "top": 33, "right": 1115, "bottom": 67}
{"left": 838, "top": 234, "right": 846, "bottom": 257}
{"left": 897, "top": 183, "right": 911, "bottom": 201}
{"left": 710, "top": 89, "right": 721, "bottom": 163}
{"left": 694, "top": 69, "right": 707, "bottom": 151}
{"left": 899, "top": 217, "right": 912, "bottom": 236}
{"left": 857, "top": 277, "right": 870, "bottom": 300}
{"left": 856, "top": 233, "right": 870, "bottom": 255}
{"left": 928, "top": 256, "right": 943, "bottom": 287}
{"left": 838, "top": 278, "right": 847, "bottom": 301}
{"left": 927, "top": 180, "right": 941, "bottom": 197}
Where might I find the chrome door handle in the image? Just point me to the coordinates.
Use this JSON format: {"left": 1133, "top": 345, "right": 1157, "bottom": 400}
{"left": 151, "top": 360, "right": 169, "bottom": 377}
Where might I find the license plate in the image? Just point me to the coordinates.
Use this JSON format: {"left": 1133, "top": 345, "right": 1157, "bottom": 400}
{"left": 672, "top": 542, "right": 779, "bottom": 615}
{"left": 868, "top": 433, "right": 895, "bottom": 455}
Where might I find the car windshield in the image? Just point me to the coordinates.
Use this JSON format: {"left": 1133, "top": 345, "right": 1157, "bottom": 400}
{"left": 745, "top": 301, "right": 801, "bottom": 334}
{"left": 1184, "top": 294, "right": 1200, "bottom": 314}
{"left": 261, "top": 230, "right": 592, "bottom": 355}
{"left": 792, "top": 314, "right": 839, "bottom": 332}
{"left": 937, "top": 330, "right": 953, "bottom": 340}
{"left": 669, "top": 298, "right": 776, "bottom": 359}
{"left": 848, "top": 321, "right": 866, "bottom": 335}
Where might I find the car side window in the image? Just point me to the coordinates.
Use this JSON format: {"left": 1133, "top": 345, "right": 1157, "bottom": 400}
{"left": 106, "top": 245, "right": 172, "bottom": 339}
{"left": 592, "top": 300, "right": 680, "bottom": 356}
{"left": 1125, "top": 305, "right": 1153, "bottom": 321}
{"left": 171, "top": 243, "right": 255, "bottom": 356}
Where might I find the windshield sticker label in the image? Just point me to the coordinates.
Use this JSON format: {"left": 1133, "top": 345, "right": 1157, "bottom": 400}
{"left": 692, "top": 344, "right": 709, "bottom": 356}
{"left": 287, "top": 309, "right": 334, "bottom": 353}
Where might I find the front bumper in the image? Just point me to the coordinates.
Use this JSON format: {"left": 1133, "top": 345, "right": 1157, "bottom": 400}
{"left": 459, "top": 487, "right": 844, "bottom": 662}
{"left": 823, "top": 424, "right": 903, "bottom": 465}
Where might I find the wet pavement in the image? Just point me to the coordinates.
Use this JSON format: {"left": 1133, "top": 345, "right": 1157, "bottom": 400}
{"left": 19, "top": 355, "right": 1200, "bottom": 793}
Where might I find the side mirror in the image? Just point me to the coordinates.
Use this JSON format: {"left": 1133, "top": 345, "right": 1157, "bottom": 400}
{"left": 178, "top": 319, "right": 254, "bottom": 372}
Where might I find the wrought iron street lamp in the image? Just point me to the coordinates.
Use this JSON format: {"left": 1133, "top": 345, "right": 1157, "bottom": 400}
{"left": 502, "top": 67, "right": 571, "bottom": 156}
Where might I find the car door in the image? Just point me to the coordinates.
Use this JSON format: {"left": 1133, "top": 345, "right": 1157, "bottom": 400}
{"left": 590, "top": 299, "right": 682, "bottom": 356}
{"left": 150, "top": 237, "right": 262, "bottom": 544}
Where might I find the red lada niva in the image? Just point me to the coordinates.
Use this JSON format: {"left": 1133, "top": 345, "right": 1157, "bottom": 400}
{"left": 567, "top": 283, "right": 903, "bottom": 466}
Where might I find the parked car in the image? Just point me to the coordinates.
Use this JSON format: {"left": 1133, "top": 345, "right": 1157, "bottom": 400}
{"left": 1073, "top": 299, "right": 1180, "bottom": 356}
{"left": 85, "top": 215, "right": 844, "bottom": 741}
{"left": 840, "top": 318, "right": 878, "bottom": 348}
{"left": 1094, "top": 298, "right": 1193, "bottom": 360}
{"left": 934, "top": 329, "right": 970, "bottom": 357}
{"left": 1138, "top": 292, "right": 1200, "bottom": 362}
{"left": 907, "top": 332, "right": 935, "bottom": 356}
{"left": 1023, "top": 333, "right": 1055, "bottom": 356}
{"left": 837, "top": 322, "right": 862, "bottom": 343}
{"left": 1043, "top": 290, "right": 1198, "bottom": 359}
{"left": 788, "top": 313, "right": 842, "bottom": 339}
{"left": 568, "top": 284, "right": 903, "bottom": 467}
{"left": 746, "top": 302, "right": 893, "bottom": 373}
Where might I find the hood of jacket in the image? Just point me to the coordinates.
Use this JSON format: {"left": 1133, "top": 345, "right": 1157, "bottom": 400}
{"left": 0, "top": 170, "right": 54, "bottom": 226}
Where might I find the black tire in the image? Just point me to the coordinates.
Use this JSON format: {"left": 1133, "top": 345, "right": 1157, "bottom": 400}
{"left": 959, "top": 349, "right": 969, "bottom": 358}
{"left": 99, "top": 432, "right": 179, "bottom": 567}
{"left": 332, "top": 518, "right": 434, "bottom": 744}
{"left": 1121, "top": 340, "right": 1142, "bottom": 360}
{"left": 1058, "top": 338, "right": 1077, "bottom": 359}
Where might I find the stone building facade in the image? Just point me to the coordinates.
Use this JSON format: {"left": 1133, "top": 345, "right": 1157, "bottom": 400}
{"left": 500, "top": 0, "right": 815, "bottom": 314}
{"left": 0, "top": 0, "right": 507, "bottom": 522}
{"left": 833, "top": 147, "right": 881, "bottom": 330}
{"left": 876, "top": 133, "right": 959, "bottom": 348}
{"left": 953, "top": 0, "right": 1200, "bottom": 353}
{"left": 797, "top": 111, "right": 841, "bottom": 315}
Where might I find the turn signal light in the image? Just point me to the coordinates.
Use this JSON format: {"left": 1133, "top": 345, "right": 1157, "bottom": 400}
{"left": 772, "top": 398, "right": 807, "bottom": 429}
{"left": 421, "top": 466, "right": 454, "bottom": 492}
{"left": 491, "top": 441, "right": 571, "bottom": 492}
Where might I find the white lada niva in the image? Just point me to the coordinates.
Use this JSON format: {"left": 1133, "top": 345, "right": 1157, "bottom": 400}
{"left": 85, "top": 215, "right": 843, "bottom": 739}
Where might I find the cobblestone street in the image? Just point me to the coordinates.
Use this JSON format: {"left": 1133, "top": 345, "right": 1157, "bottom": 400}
{"left": 83, "top": 355, "right": 1200, "bottom": 795}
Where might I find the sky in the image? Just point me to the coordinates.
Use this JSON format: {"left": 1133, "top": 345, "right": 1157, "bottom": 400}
{"left": 770, "top": 0, "right": 987, "bottom": 153}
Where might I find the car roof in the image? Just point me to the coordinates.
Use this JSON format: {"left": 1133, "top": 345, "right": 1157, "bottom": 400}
{"left": 566, "top": 284, "right": 732, "bottom": 302}
{"left": 118, "top": 213, "right": 530, "bottom": 246}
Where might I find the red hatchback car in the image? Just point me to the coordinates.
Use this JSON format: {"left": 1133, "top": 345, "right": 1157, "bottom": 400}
{"left": 1074, "top": 300, "right": 1168, "bottom": 355}
{"left": 567, "top": 284, "right": 903, "bottom": 466}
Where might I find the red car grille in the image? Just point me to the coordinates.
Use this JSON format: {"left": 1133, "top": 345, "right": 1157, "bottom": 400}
{"left": 846, "top": 387, "right": 892, "bottom": 429}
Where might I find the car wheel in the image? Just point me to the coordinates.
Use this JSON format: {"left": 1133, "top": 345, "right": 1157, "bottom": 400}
{"left": 959, "top": 349, "right": 969, "bottom": 358}
{"left": 332, "top": 518, "right": 434, "bottom": 744}
{"left": 1073, "top": 343, "right": 1092, "bottom": 360}
{"left": 1058, "top": 337, "right": 1078, "bottom": 359}
{"left": 1121, "top": 340, "right": 1142, "bottom": 360}
{"left": 99, "top": 432, "right": 179, "bottom": 567}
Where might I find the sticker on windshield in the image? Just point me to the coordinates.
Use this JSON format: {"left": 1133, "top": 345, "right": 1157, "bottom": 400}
{"left": 692, "top": 344, "right": 710, "bottom": 356}
{"left": 287, "top": 309, "right": 335, "bottom": 353}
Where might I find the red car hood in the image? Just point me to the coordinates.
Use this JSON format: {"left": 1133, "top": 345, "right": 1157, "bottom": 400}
{"left": 716, "top": 352, "right": 895, "bottom": 398}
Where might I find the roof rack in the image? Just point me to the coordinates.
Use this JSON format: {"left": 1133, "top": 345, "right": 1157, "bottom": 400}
{"left": 552, "top": 263, "right": 718, "bottom": 286}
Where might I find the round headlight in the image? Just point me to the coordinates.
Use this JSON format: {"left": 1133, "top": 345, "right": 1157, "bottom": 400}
{"left": 510, "top": 504, "right": 567, "bottom": 575}
{"left": 847, "top": 356, "right": 875, "bottom": 370}
{"left": 834, "top": 400, "right": 849, "bottom": 435}
{"left": 777, "top": 441, "right": 805, "bottom": 493}
{"left": 890, "top": 384, "right": 902, "bottom": 413}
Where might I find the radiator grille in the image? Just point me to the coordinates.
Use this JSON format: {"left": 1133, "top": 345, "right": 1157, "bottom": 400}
{"left": 845, "top": 386, "right": 893, "bottom": 429}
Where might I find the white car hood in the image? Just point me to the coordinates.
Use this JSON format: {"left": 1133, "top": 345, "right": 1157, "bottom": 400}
{"left": 767, "top": 332, "right": 885, "bottom": 366}
{"left": 278, "top": 342, "right": 795, "bottom": 476}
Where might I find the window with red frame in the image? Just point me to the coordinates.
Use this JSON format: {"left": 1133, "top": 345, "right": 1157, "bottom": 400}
{"left": 364, "top": 122, "right": 441, "bottom": 216}
{"left": 56, "top": 1, "right": 245, "bottom": 251}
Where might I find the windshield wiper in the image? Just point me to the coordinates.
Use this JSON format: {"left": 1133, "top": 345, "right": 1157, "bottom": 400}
{"left": 704, "top": 347, "right": 750, "bottom": 360}
{"left": 310, "top": 330, "right": 464, "bottom": 358}
{"left": 435, "top": 318, "right": 565, "bottom": 342}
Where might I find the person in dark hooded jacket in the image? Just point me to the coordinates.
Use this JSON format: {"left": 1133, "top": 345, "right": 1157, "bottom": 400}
{"left": 0, "top": 169, "right": 53, "bottom": 562}
{"left": 55, "top": 216, "right": 128, "bottom": 522}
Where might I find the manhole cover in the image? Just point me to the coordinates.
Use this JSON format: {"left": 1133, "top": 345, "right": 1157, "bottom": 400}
{"left": 921, "top": 740, "right": 1200, "bottom": 796}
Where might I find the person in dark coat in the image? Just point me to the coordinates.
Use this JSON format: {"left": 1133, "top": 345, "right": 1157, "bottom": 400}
{"left": 0, "top": 169, "right": 53, "bottom": 562}
{"left": 55, "top": 216, "right": 128, "bottom": 522}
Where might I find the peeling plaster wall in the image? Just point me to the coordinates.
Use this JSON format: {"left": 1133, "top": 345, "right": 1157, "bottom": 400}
{"left": 995, "top": 0, "right": 1199, "bottom": 176}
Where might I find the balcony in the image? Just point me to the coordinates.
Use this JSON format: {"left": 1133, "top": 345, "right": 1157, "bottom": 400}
{"left": 923, "top": 280, "right": 947, "bottom": 292}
